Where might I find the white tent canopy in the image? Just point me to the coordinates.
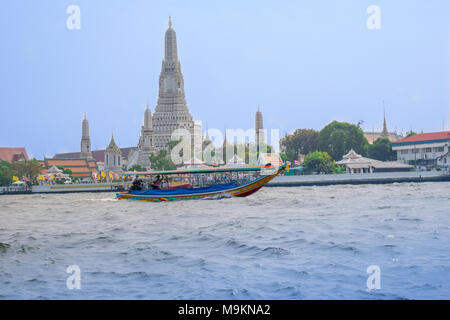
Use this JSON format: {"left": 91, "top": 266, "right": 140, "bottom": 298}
{"left": 182, "top": 157, "right": 206, "bottom": 168}
{"left": 226, "top": 154, "right": 245, "bottom": 166}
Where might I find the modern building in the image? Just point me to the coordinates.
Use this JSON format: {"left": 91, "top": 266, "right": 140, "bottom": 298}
{"left": 437, "top": 150, "right": 450, "bottom": 170}
{"left": 392, "top": 131, "right": 450, "bottom": 168}
{"left": 337, "top": 149, "right": 413, "bottom": 173}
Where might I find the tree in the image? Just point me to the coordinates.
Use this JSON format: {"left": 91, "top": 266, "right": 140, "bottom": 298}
{"left": 280, "top": 129, "right": 319, "bottom": 162}
{"left": 318, "top": 121, "right": 369, "bottom": 160}
{"left": 168, "top": 139, "right": 182, "bottom": 151}
{"left": 405, "top": 130, "right": 416, "bottom": 138}
{"left": 149, "top": 150, "right": 177, "bottom": 171}
{"left": 369, "top": 137, "right": 396, "bottom": 161}
{"left": 0, "top": 160, "right": 16, "bottom": 186}
{"left": 302, "top": 151, "right": 335, "bottom": 174}
{"left": 11, "top": 159, "right": 42, "bottom": 184}
{"left": 57, "top": 166, "right": 72, "bottom": 175}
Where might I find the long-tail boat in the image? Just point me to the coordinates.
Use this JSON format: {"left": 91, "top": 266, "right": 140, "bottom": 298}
{"left": 116, "top": 164, "right": 285, "bottom": 202}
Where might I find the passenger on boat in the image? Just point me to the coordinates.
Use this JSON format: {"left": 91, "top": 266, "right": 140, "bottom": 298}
{"left": 150, "top": 175, "right": 162, "bottom": 189}
{"left": 130, "top": 178, "right": 145, "bottom": 191}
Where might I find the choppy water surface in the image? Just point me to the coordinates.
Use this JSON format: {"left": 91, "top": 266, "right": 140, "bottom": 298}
{"left": 1, "top": 182, "right": 449, "bottom": 299}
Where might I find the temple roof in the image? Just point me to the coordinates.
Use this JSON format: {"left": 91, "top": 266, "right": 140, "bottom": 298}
{"left": 106, "top": 134, "right": 121, "bottom": 154}
{"left": 53, "top": 147, "right": 136, "bottom": 162}
{"left": 0, "top": 147, "right": 29, "bottom": 162}
{"left": 342, "top": 149, "right": 362, "bottom": 160}
{"left": 41, "top": 158, "right": 98, "bottom": 178}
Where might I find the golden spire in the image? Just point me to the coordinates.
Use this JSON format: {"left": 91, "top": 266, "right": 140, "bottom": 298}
{"left": 168, "top": 16, "right": 172, "bottom": 28}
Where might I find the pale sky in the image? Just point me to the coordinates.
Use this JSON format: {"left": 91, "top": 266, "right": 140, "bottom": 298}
{"left": 0, "top": 0, "right": 449, "bottom": 159}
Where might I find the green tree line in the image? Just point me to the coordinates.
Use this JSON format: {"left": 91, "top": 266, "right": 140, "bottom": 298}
{"left": 0, "top": 159, "right": 42, "bottom": 186}
{"left": 280, "top": 121, "right": 398, "bottom": 174}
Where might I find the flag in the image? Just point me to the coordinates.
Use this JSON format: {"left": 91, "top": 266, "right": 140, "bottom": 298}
{"left": 286, "top": 164, "right": 290, "bottom": 173}
{"left": 294, "top": 160, "right": 300, "bottom": 166}
{"left": 50, "top": 174, "right": 55, "bottom": 179}
{"left": 109, "top": 172, "right": 113, "bottom": 179}
{"left": 101, "top": 171, "right": 106, "bottom": 178}
{"left": 38, "top": 175, "right": 44, "bottom": 181}
{"left": 12, "top": 176, "right": 19, "bottom": 182}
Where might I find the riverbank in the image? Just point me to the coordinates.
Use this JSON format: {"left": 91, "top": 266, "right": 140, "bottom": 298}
{"left": 1, "top": 171, "right": 449, "bottom": 195}
{"left": 267, "top": 170, "right": 450, "bottom": 187}
{"left": 0, "top": 182, "right": 127, "bottom": 195}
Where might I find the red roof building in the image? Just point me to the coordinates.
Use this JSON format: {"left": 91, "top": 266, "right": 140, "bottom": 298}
{"left": 392, "top": 131, "right": 450, "bottom": 167}
{"left": 0, "top": 147, "right": 29, "bottom": 163}
{"left": 392, "top": 131, "right": 450, "bottom": 146}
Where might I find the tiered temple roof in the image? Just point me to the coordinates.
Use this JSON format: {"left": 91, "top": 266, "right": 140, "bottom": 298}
{"left": 42, "top": 158, "right": 98, "bottom": 178}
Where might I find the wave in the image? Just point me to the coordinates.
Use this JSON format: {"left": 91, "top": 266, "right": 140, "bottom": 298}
{"left": 0, "top": 242, "right": 11, "bottom": 253}
{"left": 222, "top": 238, "right": 291, "bottom": 257}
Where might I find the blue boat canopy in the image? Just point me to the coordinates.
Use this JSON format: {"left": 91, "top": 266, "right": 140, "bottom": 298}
{"left": 130, "top": 182, "right": 237, "bottom": 195}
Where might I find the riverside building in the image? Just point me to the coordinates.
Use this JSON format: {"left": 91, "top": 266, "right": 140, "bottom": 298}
{"left": 392, "top": 131, "right": 450, "bottom": 168}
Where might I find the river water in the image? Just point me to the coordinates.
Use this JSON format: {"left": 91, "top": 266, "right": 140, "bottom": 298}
{"left": 1, "top": 182, "right": 449, "bottom": 299}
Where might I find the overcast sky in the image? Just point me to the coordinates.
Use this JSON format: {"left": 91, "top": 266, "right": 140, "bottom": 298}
{"left": 1, "top": 0, "right": 449, "bottom": 159}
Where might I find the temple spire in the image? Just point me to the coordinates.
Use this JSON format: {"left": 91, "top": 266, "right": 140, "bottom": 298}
{"left": 144, "top": 104, "right": 152, "bottom": 129}
{"left": 152, "top": 19, "right": 199, "bottom": 154}
{"left": 255, "top": 106, "right": 265, "bottom": 150}
{"left": 107, "top": 131, "right": 119, "bottom": 151}
{"left": 164, "top": 17, "right": 178, "bottom": 62}
{"left": 382, "top": 101, "right": 388, "bottom": 137}
{"left": 80, "top": 114, "right": 92, "bottom": 159}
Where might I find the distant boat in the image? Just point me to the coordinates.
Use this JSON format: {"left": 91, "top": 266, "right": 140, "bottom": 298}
{"left": 116, "top": 164, "right": 284, "bottom": 202}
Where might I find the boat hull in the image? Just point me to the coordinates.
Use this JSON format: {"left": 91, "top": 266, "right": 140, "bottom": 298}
{"left": 116, "top": 166, "right": 283, "bottom": 202}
